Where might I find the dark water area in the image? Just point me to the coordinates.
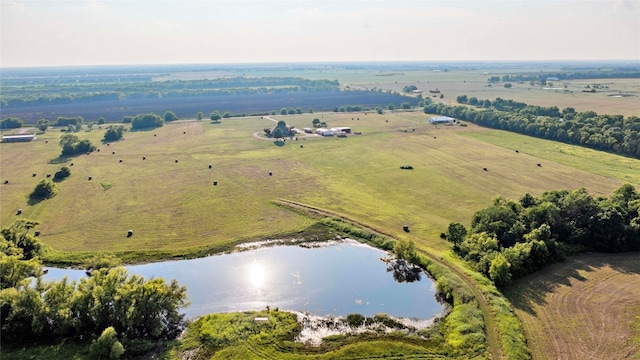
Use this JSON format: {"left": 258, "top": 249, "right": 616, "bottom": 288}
{"left": 45, "top": 240, "right": 444, "bottom": 320}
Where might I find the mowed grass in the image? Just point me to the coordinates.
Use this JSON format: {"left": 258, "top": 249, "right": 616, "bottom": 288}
{"left": 504, "top": 253, "right": 640, "bottom": 360}
{"left": 0, "top": 113, "right": 635, "bottom": 261}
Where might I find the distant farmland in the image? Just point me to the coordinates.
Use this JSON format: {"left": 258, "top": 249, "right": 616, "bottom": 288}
{"left": 0, "top": 91, "right": 419, "bottom": 122}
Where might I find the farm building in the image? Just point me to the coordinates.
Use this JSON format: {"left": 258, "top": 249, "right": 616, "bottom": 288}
{"left": 2, "top": 134, "right": 36, "bottom": 142}
{"left": 330, "top": 127, "right": 351, "bottom": 134}
{"left": 429, "top": 116, "right": 456, "bottom": 124}
{"left": 315, "top": 128, "right": 334, "bottom": 136}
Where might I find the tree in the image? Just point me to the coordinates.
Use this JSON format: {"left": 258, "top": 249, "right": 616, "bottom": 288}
{"left": 197, "top": 112, "right": 204, "bottom": 120}
{"left": 210, "top": 111, "right": 222, "bottom": 121}
{"left": 53, "top": 166, "right": 71, "bottom": 182}
{"left": 272, "top": 127, "right": 285, "bottom": 140}
{"left": 312, "top": 118, "right": 321, "bottom": 126}
{"left": 489, "top": 254, "right": 511, "bottom": 287}
{"left": 131, "top": 113, "right": 163, "bottom": 130}
{"left": 400, "top": 102, "right": 411, "bottom": 109}
{"left": 393, "top": 239, "right": 419, "bottom": 264}
{"left": 103, "top": 125, "right": 125, "bottom": 142}
{"left": 280, "top": 108, "right": 288, "bottom": 115}
{"left": 97, "top": 118, "right": 106, "bottom": 125}
{"left": 446, "top": 222, "right": 467, "bottom": 247}
{"left": 403, "top": 85, "right": 418, "bottom": 93}
{"left": 30, "top": 179, "right": 58, "bottom": 201}
{"left": 376, "top": 107, "right": 384, "bottom": 114}
{"left": 387, "top": 104, "right": 396, "bottom": 111}
{"left": 163, "top": 111, "right": 178, "bottom": 122}
{"left": 37, "top": 118, "right": 50, "bottom": 132}
{"left": 504, "top": 83, "right": 513, "bottom": 88}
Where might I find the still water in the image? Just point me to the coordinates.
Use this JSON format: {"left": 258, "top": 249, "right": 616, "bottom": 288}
{"left": 45, "top": 240, "right": 444, "bottom": 320}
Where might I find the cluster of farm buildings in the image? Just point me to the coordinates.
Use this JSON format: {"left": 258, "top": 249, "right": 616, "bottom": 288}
{"left": 303, "top": 127, "right": 351, "bottom": 136}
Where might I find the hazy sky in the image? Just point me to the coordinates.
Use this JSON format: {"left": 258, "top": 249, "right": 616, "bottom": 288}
{"left": 1, "top": 0, "right": 639, "bottom": 68}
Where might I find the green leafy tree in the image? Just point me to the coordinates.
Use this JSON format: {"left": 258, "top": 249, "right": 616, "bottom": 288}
{"left": 59, "top": 134, "right": 96, "bottom": 156}
{"left": 30, "top": 179, "right": 58, "bottom": 201}
{"left": 210, "top": 111, "right": 222, "bottom": 121}
{"left": 163, "top": 111, "right": 178, "bottom": 122}
{"left": 489, "top": 253, "right": 511, "bottom": 287}
{"left": 97, "top": 118, "right": 106, "bottom": 125}
{"left": 387, "top": 104, "right": 396, "bottom": 111}
{"left": 53, "top": 166, "right": 71, "bottom": 182}
{"left": 272, "top": 127, "right": 285, "bottom": 140}
{"left": 446, "top": 222, "right": 467, "bottom": 248}
{"left": 393, "top": 239, "right": 419, "bottom": 264}
{"left": 37, "top": 118, "right": 50, "bottom": 132}
{"left": 131, "top": 113, "right": 163, "bottom": 130}
{"left": 403, "top": 85, "right": 418, "bottom": 93}
{"left": 400, "top": 102, "right": 411, "bottom": 109}
{"left": 103, "top": 125, "right": 126, "bottom": 142}
{"left": 197, "top": 112, "right": 204, "bottom": 120}
{"left": 376, "top": 107, "right": 384, "bottom": 114}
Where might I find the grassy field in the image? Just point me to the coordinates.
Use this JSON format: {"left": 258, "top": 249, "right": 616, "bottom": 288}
{"left": 227, "top": 66, "right": 640, "bottom": 117}
{"left": 504, "top": 253, "right": 640, "bottom": 360}
{"left": 2, "top": 110, "right": 638, "bottom": 359}
{"left": 1, "top": 112, "right": 633, "bottom": 261}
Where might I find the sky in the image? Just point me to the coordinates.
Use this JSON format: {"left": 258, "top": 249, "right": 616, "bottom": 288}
{"left": 1, "top": 0, "right": 639, "bottom": 68}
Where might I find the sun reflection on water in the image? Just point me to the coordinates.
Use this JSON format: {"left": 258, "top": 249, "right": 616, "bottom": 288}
{"left": 249, "top": 262, "right": 266, "bottom": 288}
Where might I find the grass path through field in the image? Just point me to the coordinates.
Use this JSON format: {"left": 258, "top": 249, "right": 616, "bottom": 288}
{"left": 276, "top": 199, "right": 504, "bottom": 360}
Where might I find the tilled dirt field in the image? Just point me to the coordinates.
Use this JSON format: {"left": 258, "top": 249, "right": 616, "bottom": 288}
{"left": 506, "top": 252, "right": 640, "bottom": 360}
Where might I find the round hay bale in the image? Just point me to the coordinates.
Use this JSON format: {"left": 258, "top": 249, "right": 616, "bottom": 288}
{"left": 119, "top": 159, "right": 123, "bottom": 163}
{"left": 483, "top": 167, "right": 488, "bottom": 171}
{"left": 213, "top": 181, "right": 218, "bottom": 186}
{"left": 3, "top": 179, "right": 8, "bottom": 184}
{"left": 97, "top": 149, "right": 100, "bottom": 152}
{"left": 183, "top": 131, "right": 186, "bottom": 134}
{"left": 515, "top": 150, "right": 519, "bottom": 153}
{"left": 45, "top": 140, "right": 48, "bottom": 143}
{"left": 142, "top": 156, "right": 146, "bottom": 160}
{"left": 537, "top": 163, "right": 542, "bottom": 167}
{"left": 16, "top": 209, "right": 22, "bottom": 215}
{"left": 127, "top": 230, "right": 133, "bottom": 238}
{"left": 32, "top": 173, "right": 37, "bottom": 177}
{"left": 70, "top": 163, "right": 74, "bottom": 166}
{"left": 46, "top": 173, "right": 51, "bottom": 177}
{"left": 107, "top": 143, "right": 110, "bottom": 146}
{"left": 208, "top": 164, "right": 212, "bottom": 169}
{"left": 269, "top": 171, "right": 272, "bottom": 176}
{"left": 175, "top": 159, "right": 179, "bottom": 163}
{"left": 300, "top": 145, "right": 303, "bottom": 148}
{"left": 112, "top": 151, "right": 115, "bottom": 155}
{"left": 34, "top": 230, "right": 40, "bottom": 236}
{"left": 88, "top": 176, "right": 92, "bottom": 180}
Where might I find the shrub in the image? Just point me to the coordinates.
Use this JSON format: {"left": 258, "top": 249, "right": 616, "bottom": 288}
{"left": 164, "top": 111, "right": 178, "bottom": 122}
{"left": 90, "top": 327, "right": 125, "bottom": 359}
{"left": 346, "top": 313, "right": 365, "bottom": 327}
{"left": 131, "top": 113, "right": 163, "bottom": 130}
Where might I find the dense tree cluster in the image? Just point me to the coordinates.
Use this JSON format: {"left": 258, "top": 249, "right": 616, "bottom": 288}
{"left": 1, "top": 117, "right": 24, "bottom": 129}
{"left": 445, "top": 185, "right": 640, "bottom": 287}
{"left": 488, "top": 69, "right": 640, "bottom": 84}
{"left": 55, "top": 116, "right": 84, "bottom": 127}
{"left": 1, "top": 77, "right": 340, "bottom": 108}
{"left": 427, "top": 99, "right": 640, "bottom": 158}
{"left": 131, "top": 113, "right": 163, "bottom": 130}
{"left": 59, "top": 133, "right": 96, "bottom": 156}
{"left": 0, "top": 220, "right": 189, "bottom": 355}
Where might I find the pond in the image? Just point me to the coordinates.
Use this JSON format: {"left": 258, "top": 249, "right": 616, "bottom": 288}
{"left": 45, "top": 240, "right": 445, "bottom": 322}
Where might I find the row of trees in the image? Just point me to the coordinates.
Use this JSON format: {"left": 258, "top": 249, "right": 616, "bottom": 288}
{"left": 1, "top": 77, "right": 341, "bottom": 108}
{"left": 445, "top": 184, "right": 640, "bottom": 287}
{"left": 488, "top": 69, "right": 640, "bottom": 84}
{"left": 0, "top": 219, "right": 189, "bottom": 356}
{"left": 427, "top": 100, "right": 640, "bottom": 158}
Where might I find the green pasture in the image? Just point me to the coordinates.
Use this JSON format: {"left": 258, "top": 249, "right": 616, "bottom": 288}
{"left": 0, "top": 112, "right": 633, "bottom": 263}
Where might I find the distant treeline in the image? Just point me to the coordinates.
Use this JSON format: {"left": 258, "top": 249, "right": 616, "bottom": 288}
{"left": 428, "top": 98, "right": 640, "bottom": 159}
{"left": 445, "top": 184, "right": 640, "bottom": 287}
{"left": 488, "top": 69, "right": 640, "bottom": 83}
{"left": 0, "top": 77, "right": 340, "bottom": 108}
